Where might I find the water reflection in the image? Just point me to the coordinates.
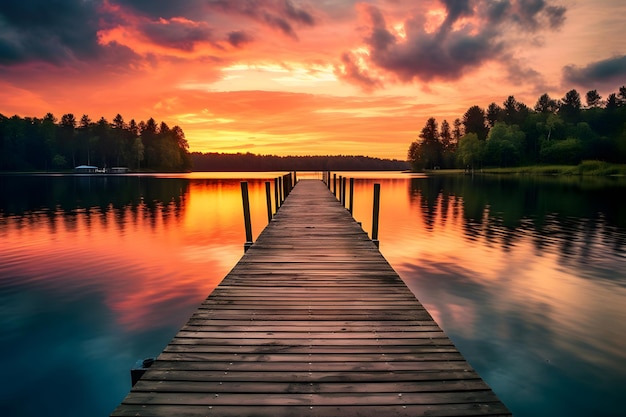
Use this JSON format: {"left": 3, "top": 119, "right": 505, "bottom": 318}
{"left": 389, "top": 174, "right": 626, "bottom": 417}
{"left": 1, "top": 175, "right": 187, "bottom": 228}
{"left": 0, "top": 174, "right": 280, "bottom": 417}
{"left": 1, "top": 173, "right": 625, "bottom": 417}
{"left": 407, "top": 175, "right": 626, "bottom": 282}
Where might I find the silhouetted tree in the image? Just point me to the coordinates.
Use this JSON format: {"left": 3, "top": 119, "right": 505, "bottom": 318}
{"left": 408, "top": 117, "right": 443, "bottom": 170}
{"left": 0, "top": 112, "right": 192, "bottom": 172}
{"left": 463, "top": 106, "right": 489, "bottom": 141}
{"left": 440, "top": 119, "right": 456, "bottom": 168}
{"left": 617, "top": 86, "right": 626, "bottom": 106}
{"left": 487, "top": 102, "right": 503, "bottom": 127}
{"left": 534, "top": 93, "right": 559, "bottom": 114}
{"left": 59, "top": 113, "right": 77, "bottom": 166}
{"left": 407, "top": 85, "right": 626, "bottom": 169}
{"left": 586, "top": 90, "right": 602, "bottom": 108}
{"left": 560, "top": 89, "right": 582, "bottom": 122}
{"left": 453, "top": 118, "right": 463, "bottom": 143}
{"left": 606, "top": 93, "right": 619, "bottom": 110}
{"left": 112, "top": 114, "right": 125, "bottom": 130}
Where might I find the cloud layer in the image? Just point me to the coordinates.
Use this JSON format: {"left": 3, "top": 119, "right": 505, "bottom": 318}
{"left": 0, "top": 0, "right": 623, "bottom": 159}
{"left": 563, "top": 55, "right": 626, "bottom": 87}
{"left": 337, "top": 0, "right": 567, "bottom": 88}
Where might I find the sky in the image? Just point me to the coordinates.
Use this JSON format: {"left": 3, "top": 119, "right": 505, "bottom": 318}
{"left": 1, "top": 0, "right": 625, "bottom": 160}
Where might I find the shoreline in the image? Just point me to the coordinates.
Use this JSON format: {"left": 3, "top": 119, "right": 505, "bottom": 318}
{"left": 417, "top": 161, "right": 626, "bottom": 176}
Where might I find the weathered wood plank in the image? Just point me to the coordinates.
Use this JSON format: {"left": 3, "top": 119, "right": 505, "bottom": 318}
{"left": 132, "top": 379, "right": 492, "bottom": 394}
{"left": 121, "top": 390, "right": 503, "bottom": 406}
{"left": 112, "top": 403, "right": 512, "bottom": 417}
{"left": 163, "top": 344, "right": 457, "bottom": 354}
{"left": 110, "top": 179, "right": 511, "bottom": 417}
{"left": 138, "top": 369, "right": 482, "bottom": 383}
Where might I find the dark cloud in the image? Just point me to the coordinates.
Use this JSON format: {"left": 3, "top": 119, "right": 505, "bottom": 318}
{"left": 544, "top": 5, "right": 566, "bottom": 27}
{"left": 563, "top": 55, "right": 626, "bottom": 87}
{"left": 227, "top": 31, "right": 254, "bottom": 48}
{"left": 440, "top": 0, "right": 473, "bottom": 29}
{"left": 504, "top": 57, "right": 548, "bottom": 92}
{"left": 284, "top": 0, "right": 315, "bottom": 25}
{"left": 486, "top": 0, "right": 511, "bottom": 22}
{"left": 361, "top": 4, "right": 503, "bottom": 83}
{"left": 0, "top": 0, "right": 316, "bottom": 68}
{"left": 335, "top": 52, "right": 382, "bottom": 92}
{"left": 340, "top": 0, "right": 567, "bottom": 90}
{"left": 481, "top": 0, "right": 566, "bottom": 30}
{"left": 111, "top": 0, "right": 206, "bottom": 19}
{"left": 140, "top": 19, "right": 214, "bottom": 51}
{"left": 506, "top": 0, "right": 566, "bottom": 30}
{"left": 364, "top": 6, "right": 395, "bottom": 51}
{"left": 209, "top": 0, "right": 315, "bottom": 39}
{"left": 109, "top": 0, "right": 316, "bottom": 37}
{"left": 0, "top": 0, "right": 100, "bottom": 65}
{"left": 262, "top": 12, "right": 298, "bottom": 39}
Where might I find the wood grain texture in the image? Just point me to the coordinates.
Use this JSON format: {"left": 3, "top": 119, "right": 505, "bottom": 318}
{"left": 111, "top": 179, "right": 511, "bottom": 417}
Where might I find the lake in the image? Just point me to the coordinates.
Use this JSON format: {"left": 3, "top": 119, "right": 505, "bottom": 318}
{"left": 1, "top": 172, "right": 625, "bottom": 417}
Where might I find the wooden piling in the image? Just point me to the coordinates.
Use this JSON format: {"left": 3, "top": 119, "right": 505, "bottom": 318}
{"left": 240, "top": 181, "right": 253, "bottom": 252}
{"left": 274, "top": 177, "right": 280, "bottom": 212}
{"left": 265, "top": 181, "right": 272, "bottom": 223}
{"left": 372, "top": 183, "right": 380, "bottom": 248}
{"left": 349, "top": 177, "right": 354, "bottom": 215}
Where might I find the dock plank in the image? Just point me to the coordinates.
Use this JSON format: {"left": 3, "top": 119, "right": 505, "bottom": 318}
{"left": 111, "top": 179, "right": 511, "bottom": 416}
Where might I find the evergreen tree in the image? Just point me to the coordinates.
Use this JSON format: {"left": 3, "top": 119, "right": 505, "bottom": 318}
{"left": 586, "top": 90, "right": 603, "bottom": 108}
{"left": 487, "top": 102, "right": 503, "bottom": 127}
{"left": 463, "top": 106, "right": 489, "bottom": 141}
{"left": 560, "top": 89, "right": 582, "bottom": 122}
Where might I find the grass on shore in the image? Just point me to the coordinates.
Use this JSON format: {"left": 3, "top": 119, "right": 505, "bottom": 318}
{"left": 426, "top": 161, "right": 626, "bottom": 176}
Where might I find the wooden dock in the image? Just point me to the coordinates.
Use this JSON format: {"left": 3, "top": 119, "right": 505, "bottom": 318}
{"left": 111, "top": 179, "right": 511, "bottom": 417}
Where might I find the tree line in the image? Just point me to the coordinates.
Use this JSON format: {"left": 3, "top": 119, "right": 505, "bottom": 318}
{"left": 191, "top": 152, "right": 410, "bottom": 171}
{"left": 408, "top": 86, "right": 626, "bottom": 170}
{"left": 0, "top": 113, "right": 192, "bottom": 172}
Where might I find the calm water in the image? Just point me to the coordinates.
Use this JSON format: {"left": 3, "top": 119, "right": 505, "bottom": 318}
{"left": 1, "top": 172, "right": 625, "bottom": 417}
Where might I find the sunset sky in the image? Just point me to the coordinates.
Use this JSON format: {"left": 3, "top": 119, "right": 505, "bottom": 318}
{"left": 1, "top": 0, "right": 625, "bottom": 159}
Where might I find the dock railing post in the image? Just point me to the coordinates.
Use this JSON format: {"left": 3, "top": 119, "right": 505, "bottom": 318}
{"left": 241, "top": 182, "right": 253, "bottom": 252}
{"left": 338, "top": 175, "right": 343, "bottom": 201}
{"left": 333, "top": 174, "right": 337, "bottom": 197}
{"left": 372, "top": 183, "right": 380, "bottom": 248}
{"left": 342, "top": 176, "right": 347, "bottom": 207}
{"left": 349, "top": 178, "right": 354, "bottom": 215}
{"left": 274, "top": 177, "right": 280, "bottom": 212}
{"left": 327, "top": 171, "right": 331, "bottom": 189}
{"left": 284, "top": 174, "right": 291, "bottom": 196}
{"left": 265, "top": 181, "right": 272, "bottom": 223}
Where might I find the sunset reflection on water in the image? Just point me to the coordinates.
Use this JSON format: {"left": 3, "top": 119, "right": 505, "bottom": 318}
{"left": 1, "top": 172, "right": 625, "bottom": 417}
{"left": 0, "top": 175, "right": 279, "bottom": 336}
